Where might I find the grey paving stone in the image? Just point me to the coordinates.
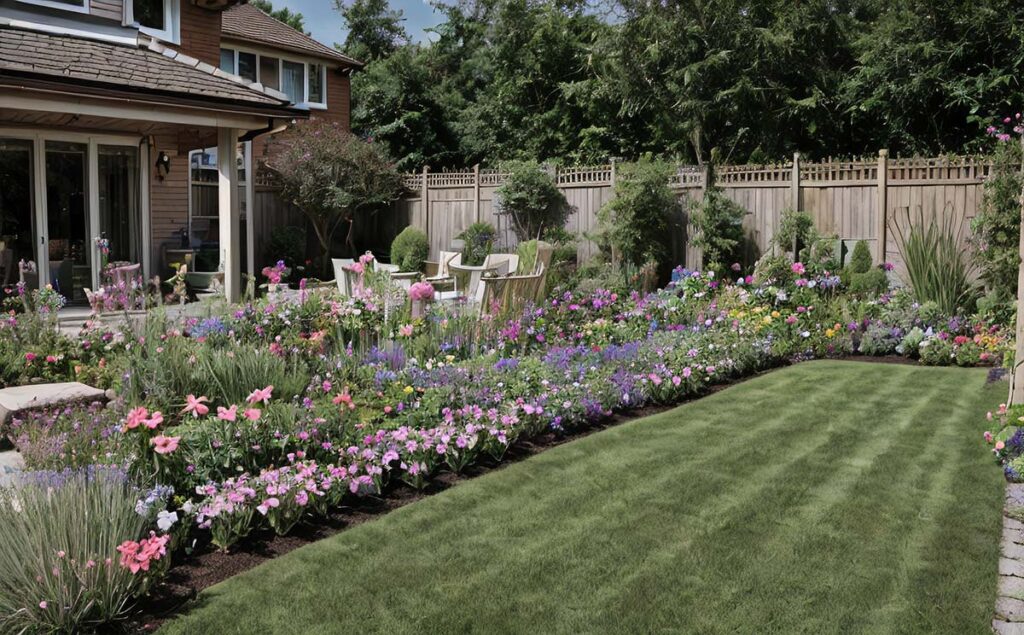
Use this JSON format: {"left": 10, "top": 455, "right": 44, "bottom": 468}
{"left": 0, "top": 382, "right": 105, "bottom": 425}
{"left": 1004, "top": 539, "right": 1024, "bottom": 561}
{"left": 996, "top": 596, "right": 1024, "bottom": 622}
{"left": 1002, "top": 575, "right": 1024, "bottom": 598}
{"left": 994, "top": 619, "right": 1024, "bottom": 634}
{"left": 0, "top": 450, "right": 24, "bottom": 487}
{"left": 1000, "top": 558, "right": 1024, "bottom": 577}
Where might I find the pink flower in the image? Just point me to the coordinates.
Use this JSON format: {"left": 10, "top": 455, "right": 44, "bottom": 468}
{"left": 243, "top": 408, "right": 262, "bottom": 421}
{"left": 45, "top": 355, "right": 57, "bottom": 363}
{"left": 24, "top": 352, "right": 36, "bottom": 362}
{"left": 143, "top": 411, "right": 164, "bottom": 429}
{"left": 791, "top": 262, "right": 805, "bottom": 275}
{"left": 399, "top": 324, "right": 414, "bottom": 337}
{"left": 984, "top": 431, "right": 993, "bottom": 443}
{"left": 672, "top": 375, "right": 682, "bottom": 386}
{"left": 408, "top": 282, "right": 435, "bottom": 302}
{"left": 217, "top": 405, "right": 238, "bottom": 421}
{"left": 123, "top": 406, "right": 149, "bottom": 431}
{"left": 247, "top": 385, "right": 274, "bottom": 405}
{"left": 996, "top": 441, "right": 1006, "bottom": 451}
{"left": 257, "top": 497, "right": 280, "bottom": 515}
{"left": 182, "top": 394, "right": 210, "bottom": 418}
{"left": 151, "top": 435, "right": 180, "bottom": 454}
{"left": 39, "top": 601, "right": 47, "bottom": 610}
{"left": 682, "top": 367, "right": 692, "bottom": 378}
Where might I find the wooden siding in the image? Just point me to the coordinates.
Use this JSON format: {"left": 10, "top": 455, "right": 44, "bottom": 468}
{"left": 174, "top": 1, "right": 221, "bottom": 67}
{"left": 89, "top": 0, "right": 122, "bottom": 21}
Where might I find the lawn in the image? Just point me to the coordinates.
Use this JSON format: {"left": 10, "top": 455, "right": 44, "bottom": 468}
{"left": 160, "top": 361, "right": 1004, "bottom": 634}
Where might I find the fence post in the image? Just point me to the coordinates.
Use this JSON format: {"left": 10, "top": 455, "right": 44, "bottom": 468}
{"left": 876, "top": 150, "right": 888, "bottom": 265}
{"left": 790, "top": 152, "right": 801, "bottom": 211}
{"left": 421, "top": 165, "right": 430, "bottom": 249}
{"left": 610, "top": 158, "right": 617, "bottom": 188}
{"left": 474, "top": 163, "right": 481, "bottom": 223}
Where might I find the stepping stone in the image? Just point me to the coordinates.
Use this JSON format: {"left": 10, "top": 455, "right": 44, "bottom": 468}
{"left": 0, "top": 382, "right": 106, "bottom": 425}
{"left": 1000, "top": 558, "right": 1024, "bottom": 577}
{"left": 994, "top": 619, "right": 1024, "bottom": 634}
{"left": 997, "top": 597, "right": 1024, "bottom": 622}
{"left": 1002, "top": 575, "right": 1024, "bottom": 598}
{"left": 0, "top": 450, "right": 24, "bottom": 487}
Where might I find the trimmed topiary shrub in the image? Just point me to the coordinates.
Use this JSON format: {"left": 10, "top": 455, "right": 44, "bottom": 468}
{"left": 848, "top": 268, "right": 889, "bottom": 297}
{"left": 390, "top": 227, "right": 429, "bottom": 273}
{"left": 848, "top": 239, "right": 872, "bottom": 274}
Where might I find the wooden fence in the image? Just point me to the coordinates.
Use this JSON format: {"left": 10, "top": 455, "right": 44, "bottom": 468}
{"left": 392, "top": 152, "right": 993, "bottom": 274}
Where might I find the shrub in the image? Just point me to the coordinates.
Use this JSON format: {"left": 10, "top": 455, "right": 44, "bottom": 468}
{"left": 848, "top": 240, "right": 873, "bottom": 274}
{"left": 457, "top": 222, "right": 496, "bottom": 266}
{"left": 892, "top": 206, "right": 977, "bottom": 315}
{"left": 494, "top": 161, "right": 574, "bottom": 241}
{"left": 265, "top": 226, "right": 306, "bottom": 273}
{"left": 597, "top": 157, "right": 678, "bottom": 268}
{"left": 848, "top": 269, "right": 889, "bottom": 297}
{"left": 390, "top": 227, "right": 429, "bottom": 273}
{"left": 973, "top": 140, "right": 1023, "bottom": 297}
{"left": 690, "top": 183, "right": 745, "bottom": 275}
{"left": 775, "top": 208, "right": 815, "bottom": 255}
{"left": 0, "top": 467, "right": 157, "bottom": 633}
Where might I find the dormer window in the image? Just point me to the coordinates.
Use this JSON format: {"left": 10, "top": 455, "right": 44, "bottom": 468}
{"left": 131, "top": 0, "right": 179, "bottom": 44}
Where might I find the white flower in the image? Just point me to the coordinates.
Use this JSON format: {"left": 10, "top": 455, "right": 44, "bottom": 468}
{"left": 156, "top": 510, "right": 179, "bottom": 532}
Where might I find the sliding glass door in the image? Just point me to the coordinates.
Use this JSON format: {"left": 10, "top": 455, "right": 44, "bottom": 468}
{"left": 45, "top": 141, "right": 90, "bottom": 302}
{"left": 0, "top": 132, "right": 146, "bottom": 304}
{"left": 98, "top": 145, "right": 141, "bottom": 265}
{"left": 0, "top": 139, "right": 35, "bottom": 291}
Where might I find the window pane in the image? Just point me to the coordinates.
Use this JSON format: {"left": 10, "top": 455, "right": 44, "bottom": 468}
{"left": 98, "top": 146, "right": 140, "bottom": 265}
{"left": 220, "top": 49, "right": 235, "bottom": 74}
{"left": 308, "top": 64, "right": 324, "bottom": 104}
{"left": 134, "top": 0, "right": 165, "bottom": 30}
{"left": 259, "top": 56, "right": 280, "bottom": 91}
{"left": 0, "top": 139, "right": 36, "bottom": 292}
{"left": 238, "top": 52, "right": 257, "bottom": 83}
{"left": 281, "top": 61, "right": 304, "bottom": 103}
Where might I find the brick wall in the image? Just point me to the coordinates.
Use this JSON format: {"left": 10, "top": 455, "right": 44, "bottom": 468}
{"left": 320, "top": 68, "right": 351, "bottom": 130}
{"left": 174, "top": 2, "right": 221, "bottom": 67}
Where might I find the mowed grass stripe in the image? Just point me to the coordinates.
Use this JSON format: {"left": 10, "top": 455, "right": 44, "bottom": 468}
{"left": 159, "top": 362, "right": 1004, "bottom": 635}
{"left": 602, "top": 363, "right": 951, "bottom": 633}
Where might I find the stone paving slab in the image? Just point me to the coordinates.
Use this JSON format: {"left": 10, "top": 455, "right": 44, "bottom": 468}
{"left": 0, "top": 450, "right": 24, "bottom": 487}
{"left": 996, "top": 485, "right": 1024, "bottom": 629}
{"left": 0, "top": 382, "right": 106, "bottom": 425}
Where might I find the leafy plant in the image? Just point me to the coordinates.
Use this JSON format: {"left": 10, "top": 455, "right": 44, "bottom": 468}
{"left": 597, "top": 157, "right": 677, "bottom": 268}
{"left": 973, "top": 140, "right": 1023, "bottom": 297}
{"left": 494, "top": 161, "right": 574, "bottom": 241}
{"left": 775, "top": 208, "right": 815, "bottom": 256}
{"left": 892, "top": 205, "right": 977, "bottom": 315}
{"left": 265, "top": 226, "right": 307, "bottom": 272}
{"left": 689, "top": 182, "right": 745, "bottom": 275}
{"left": 390, "top": 226, "right": 429, "bottom": 272}
{"left": 457, "top": 222, "right": 496, "bottom": 266}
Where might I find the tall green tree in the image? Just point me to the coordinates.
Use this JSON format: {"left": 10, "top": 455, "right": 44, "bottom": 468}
{"left": 250, "top": 0, "right": 308, "bottom": 34}
{"left": 337, "top": 0, "right": 410, "bottom": 63}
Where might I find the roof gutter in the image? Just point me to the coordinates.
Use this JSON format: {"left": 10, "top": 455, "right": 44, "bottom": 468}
{"left": 240, "top": 118, "right": 291, "bottom": 142}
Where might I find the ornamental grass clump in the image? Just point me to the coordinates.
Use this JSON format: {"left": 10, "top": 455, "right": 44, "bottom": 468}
{"left": 0, "top": 466, "right": 154, "bottom": 633}
{"left": 892, "top": 205, "right": 977, "bottom": 315}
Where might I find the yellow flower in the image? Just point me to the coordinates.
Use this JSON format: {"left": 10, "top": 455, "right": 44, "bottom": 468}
{"left": 771, "top": 310, "right": 780, "bottom": 318}
{"left": 403, "top": 386, "right": 414, "bottom": 395}
{"left": 825, "top": 328, "right": 836, "bottom": 338}
{"left": 762, "top": 315, "right": 772, "bottom": 324}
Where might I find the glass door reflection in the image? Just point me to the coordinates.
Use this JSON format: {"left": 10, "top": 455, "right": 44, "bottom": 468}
{"left": 45, "top": 141, "right": 89, "bottom": 303}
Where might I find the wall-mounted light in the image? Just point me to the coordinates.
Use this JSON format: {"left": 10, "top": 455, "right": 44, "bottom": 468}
{"left": 155, "top": 151, "right": 171, "bottom": 178}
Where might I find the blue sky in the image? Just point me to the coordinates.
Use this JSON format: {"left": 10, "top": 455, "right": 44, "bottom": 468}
{"left": 274, "top": 0, "right": 443, "bottom": 49}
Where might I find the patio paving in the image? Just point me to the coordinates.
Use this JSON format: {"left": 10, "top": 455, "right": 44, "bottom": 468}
{"left": 995, "top": 484, "right": 1024, "bottom": 634}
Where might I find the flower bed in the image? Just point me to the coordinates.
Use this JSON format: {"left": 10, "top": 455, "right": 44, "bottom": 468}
{"left": 0, "top": 259, "right": 1013, "bottom": 630}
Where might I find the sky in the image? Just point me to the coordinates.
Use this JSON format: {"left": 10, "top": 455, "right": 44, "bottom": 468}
{"left": 274, "top": 0, "right": 443, "bottom": 50}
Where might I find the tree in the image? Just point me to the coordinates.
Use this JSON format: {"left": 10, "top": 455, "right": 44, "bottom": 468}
{"left": 250, "top": 0, "right": 307, "bottom": 34}
{"left": 597, "top": 156, "right": 678, "bottom": 267}
{"left": 494, "top": 160, "right": 574, "bottom": 241}
{"left": 336, "top": 0, "right": 409, "bottom": 63}
{"left": 267, "top": 120, "right": 403, "bottom": 276}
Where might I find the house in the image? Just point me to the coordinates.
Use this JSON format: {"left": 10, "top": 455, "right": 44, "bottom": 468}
{"left": 0, "top": 0, "right": 361, "bottom": 303}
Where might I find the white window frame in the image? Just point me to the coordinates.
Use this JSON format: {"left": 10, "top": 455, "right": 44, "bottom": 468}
{"left": 219, "top": 45, "right": 328, "bottom": 110}
{"left": 15, "top": 0, "right": 89, "bottom": 14}
{"left": 125, "top": 0, "right": 180, "bottom": 45}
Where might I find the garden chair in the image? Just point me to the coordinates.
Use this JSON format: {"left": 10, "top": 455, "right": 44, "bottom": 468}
{"left": 478, "top": 263, "right": 546, "bottom": 319}
{"left": 331, "top": 258, "right": 355, "bottom": 297}
{"left": 426, "top": 251, "right": 461, "bottom": 300}
{"left": 108, "top": 262, "right": 141, "bottom": 286}
{"left": 482, "top": 253, "right": 519, "bottom": 277}
{"left": 448, "top": 260, "right": 501, "bottom": 304}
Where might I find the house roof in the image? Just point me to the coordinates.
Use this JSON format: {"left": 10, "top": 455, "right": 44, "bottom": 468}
{"left": 0, "top": 26, "right": 299, "bottom": 113}
{"left": 221, "top": 4, "right": 362, "bottom": 68}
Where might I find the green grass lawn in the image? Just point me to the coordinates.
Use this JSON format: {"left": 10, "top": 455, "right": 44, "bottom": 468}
{"left": 160, "top": 361, "right": 1005, "bottom": 634}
